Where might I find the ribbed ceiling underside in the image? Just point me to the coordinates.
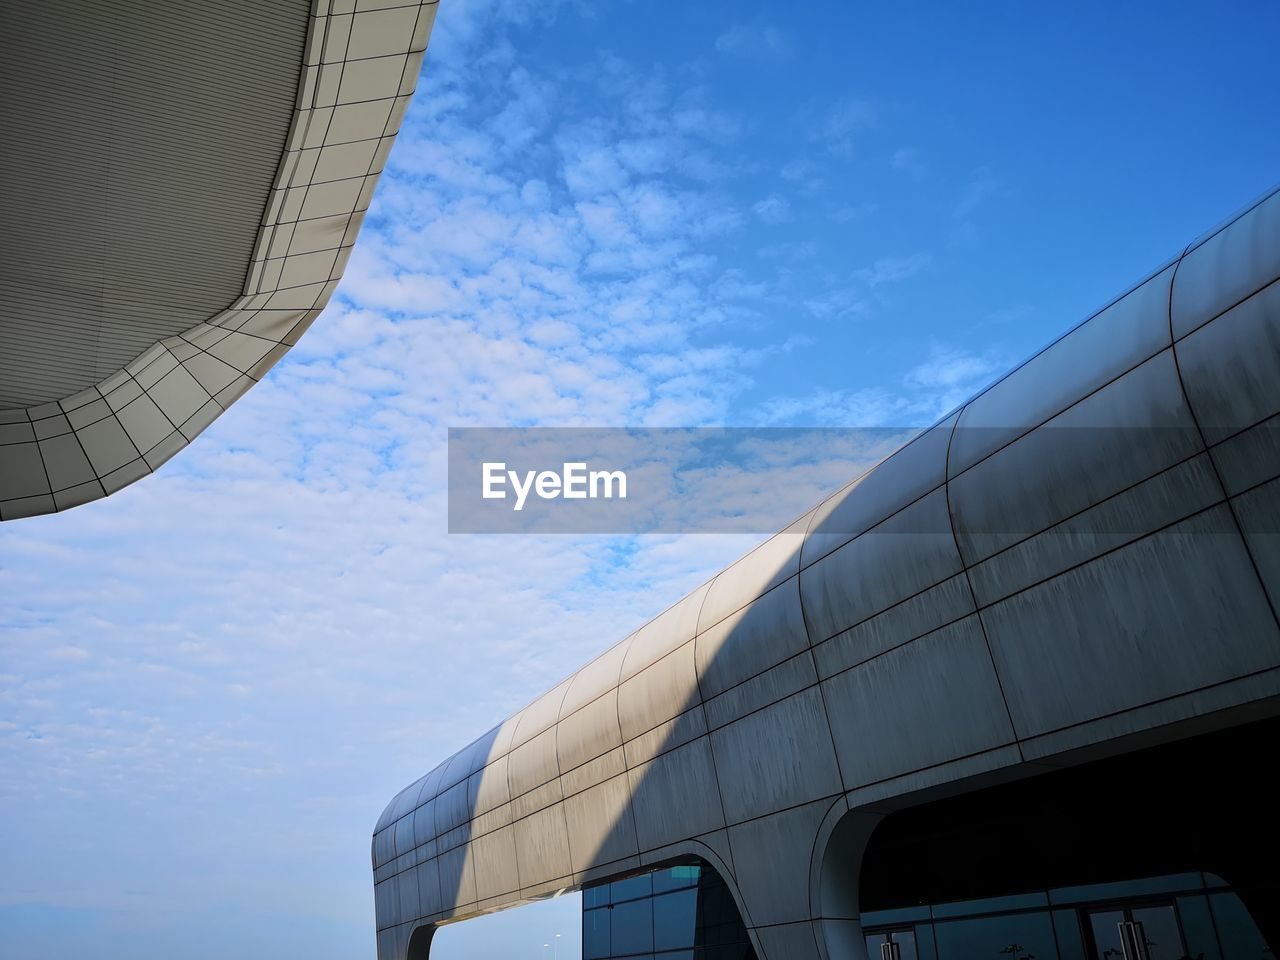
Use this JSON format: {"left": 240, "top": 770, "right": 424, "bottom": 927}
{"left": 0, "top": 0, "right": 312, "bottom": 408}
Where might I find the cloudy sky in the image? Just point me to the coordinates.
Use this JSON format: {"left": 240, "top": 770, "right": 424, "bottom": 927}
{"left": 3, "top": 1, "right": 1279, "bottom": 958}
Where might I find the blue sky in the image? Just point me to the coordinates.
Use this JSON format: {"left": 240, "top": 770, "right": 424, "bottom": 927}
{"left": 2, "top": 2, "right": 1278, "bottom": 958}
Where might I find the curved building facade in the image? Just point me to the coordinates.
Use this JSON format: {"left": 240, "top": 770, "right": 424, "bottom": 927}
{"left": 0, "top": 0, "right": 439, "bottom": 520}
{"left": 373, "top": 187, "right": 1280, "bottom": 960}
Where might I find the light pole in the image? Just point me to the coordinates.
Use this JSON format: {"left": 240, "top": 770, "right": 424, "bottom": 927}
{"left": 542, "top": 932, "right": 561, "bottom": 960}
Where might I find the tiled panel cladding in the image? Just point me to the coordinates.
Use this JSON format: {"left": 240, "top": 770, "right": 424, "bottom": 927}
{"left": 511, "top": 678, "right": 573, "bottom": 749}
{"left": 0, "top": 0, "right": 311, "bottom": 407}
{"left": 561, "top": 773, "right": 640, "bottom": 872}
{"left": 371, "top": 187, "right": 1280, "bottom": 957}
{"left": 617, "top": 639, "right": 701, "bottom": 742}
{"left": 821, "top": 615, "right": 1015, "bottom": 785}
{"left": 619, "top": 583, "right": 709, "bottom": 682}
{"left": 799, "top": 488, "right": 962, "bottom": 643}
{"left": 963, "top": 453, "right": 1225, "bottom": 608}
{"left": 948, "top": 264, "right": 1175, "bottom": 477}
{"left": 948, "top": 349, "right": 1203, "bottom": 565}
{"left": 1177, "top": 279, "right": 1280, "bottom": 443}
{"left": 695, "top": 577, "right": 810, "bottom": 699}
{"left": 557, "top": 689, "right": 623, "bottom": 774}
{"left": 697, "top": 517, "right": 808, "bottom": 630}
{"left": 709, "top": 687, "right": 842, "bottom": 822}
{"left": 802, "top": 413, "right": 955, "bottom": 567}
{"left": 563, "top": 639, "right": 624, "bottom": 701}
{"left": 983, "top": 505, "right": 1280, "bottom": 739}
{"left": 1171, "top": 186, "right": 1280, "bottom": 339}
{"left": 1233, "top": 478, "right": 1280, "bottom": 611}
{"left": 0, "top": 0, "right": 441, "bottom": 521}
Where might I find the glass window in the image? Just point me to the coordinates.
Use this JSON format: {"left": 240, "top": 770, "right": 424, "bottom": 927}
{"left": 1050, "top": 909, "right": 1087, "bottom": 960}
{"left": 585, "top": 884, "right": 610, "bottom": 909}
{"left": 1130, "top": 905, "right": 1184, "bottom": 960}
{"left": 865, "top": 929, "right": 921, "bottom": 960}
{"left": 695, "top": 881, "right": 745, "bottom": 947}
{"left": 699, "top": 946, "right": 757, "bottom": 960}
{"left": 916, "top": 922, "right": 939, "bottom": 960}
{"left": 935, "top": 910, "right": 1060, "bottom": 960}
{"left": 1050, "top": 876, "right": 1204, "bottom": 907}
{"left": 865, "top": 931, "right": 916, "bottom": 960}
{"left": 584, "top": 906, "right": 611, "bottom": 960}
{"left": 1088, "top": 909, "right": 1125, "bottom": 960}
{"left": 1087, "top": 902, "right": 1188, "bottom": 960}
{"left": 654, "top": 865, "right": 702, "bottom": 894}
{"left": 933, "top": 893, "right": 1050, "bottom": 920}
{"left": 582, "top": 861, "right": 757, "bottom": 960}
{"left": 612, "top": 896, "right": 655, "bottom": 955}
{"left": 1208, "top": 893, "right": 1271, "bottom": 960}
{"left": 865, "top": 906, "right": 933, "bottom": 927}
{"left": 613, "top": 873, "right": 654, "bottom": 904}
{"left": 654, "top": 888, "right": 698, "bottom": 952}
{"left": 1174, "top": 895, "right": 1222, "bottom": 960}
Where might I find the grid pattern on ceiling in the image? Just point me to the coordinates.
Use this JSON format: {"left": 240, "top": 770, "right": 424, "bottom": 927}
{"left": 0, "top": 0, "right": 311, "bottom": 409}
{"left": 0, "top": 0, "right": 440, "bottom": 520}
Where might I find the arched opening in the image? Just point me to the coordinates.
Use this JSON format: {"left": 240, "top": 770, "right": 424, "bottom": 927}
{"left": 406, "top": 923, "right": 434, "bottom": 960}
{"left": 850, "top": 715, "right": 1278, "bottom": 960}
{"left": 815, "top": 807, "right": 885, "bottom": 960}
{"left": 427, "top": 893, "right": 582, "bottom": 960}
{"left": 582, "top": 858, "right": 758, "bottom": 960}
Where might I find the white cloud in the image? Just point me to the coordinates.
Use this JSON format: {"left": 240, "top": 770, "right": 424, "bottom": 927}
{"left": 890, "top": 146, "right": 926, "bottom": 179}
{"left": 780, "top": 157, "right": 824, "bottom": 194}
{"left": 903, "top": 344, "right": 1008, "bottom": 415}
{"left": 802, "top": 252, "right": 930, "bottom": 321}
{"left": 753, "top": 387, "right": 903, "bottom": 427}
{"left": 757, "top": 239, "right": 819, "bottom": 262}
{"left": 814, "top": 98, "right": 876, "bottom": 155}
{"left": 751, "top": 342, "right": 1008, "bottom": 429}
{"left": 714, "top": 23, "right": 791, "bottom": 60}
{"left": 752, "top": 194, "right": 793, "bottom": 224}
{"left": 803, "top": 286, "right": 870, "bottom": 321}
{"left": 955, "top": 165, "right": 1003, "bottom": 218}
{"left": 856, "top": 253, "right": 932, "bottom": 288}
{"left": 827, "top": 200, "right": 878, "bottom": 223}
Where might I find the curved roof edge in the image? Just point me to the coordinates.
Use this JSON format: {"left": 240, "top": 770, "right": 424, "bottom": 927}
{"left": 0, "top": 0, "right": 439, "bottom": 521}
{"left": 378, "top": 179, "right": 1280, "bottom": 837}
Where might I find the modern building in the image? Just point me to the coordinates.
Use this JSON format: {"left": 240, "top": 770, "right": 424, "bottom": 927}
{"left": 373, "top": 187, "right": 1280, "bottom": 960}
{"left": 0, "top": 0, "right": 438, "bottom": 521}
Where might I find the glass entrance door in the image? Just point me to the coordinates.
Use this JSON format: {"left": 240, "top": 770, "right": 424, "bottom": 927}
{"left": 1087, "top": 904, "right": 1185, "bottom": 960}
{"left": 866, "top": 928, "right": 918, "bottom": 960}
